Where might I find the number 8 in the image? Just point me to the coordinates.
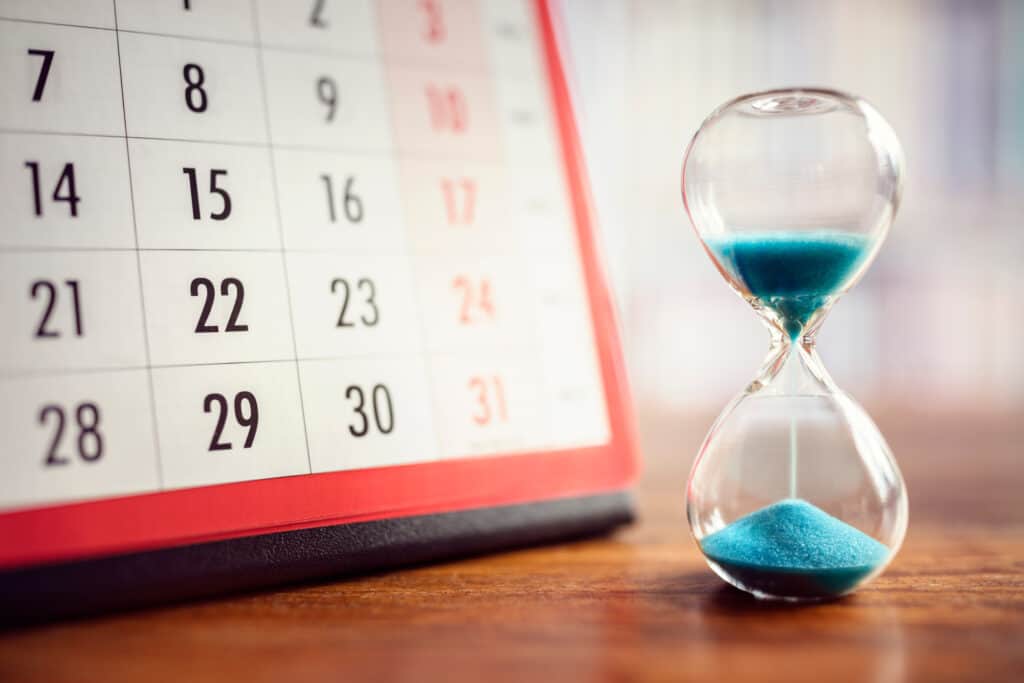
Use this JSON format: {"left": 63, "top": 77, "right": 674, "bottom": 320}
{"left": 183, "top": 63, "right": 208, "bottom": 113}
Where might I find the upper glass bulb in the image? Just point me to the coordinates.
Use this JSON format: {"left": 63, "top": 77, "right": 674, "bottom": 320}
{"left": 682, "top": 88, "right": 904, "bottom": 341}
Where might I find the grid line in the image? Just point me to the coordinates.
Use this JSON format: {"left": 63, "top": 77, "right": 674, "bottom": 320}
{"left": 110, "top": 0, "right": 165, "bottom": 488}
{"left": 249, "top": 1, "right": 313, "bottom": 474}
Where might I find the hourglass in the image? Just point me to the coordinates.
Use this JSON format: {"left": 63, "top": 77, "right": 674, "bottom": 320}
{"left": 682, "top": 88, "right": 908, "bottom": 601}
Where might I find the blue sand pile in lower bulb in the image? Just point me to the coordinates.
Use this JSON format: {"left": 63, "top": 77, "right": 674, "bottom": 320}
{"left": 705, "top": 231, "right": 871, "bottom": 341}
{"left": 699, "top": 498, "right": 890, "bottom": 599}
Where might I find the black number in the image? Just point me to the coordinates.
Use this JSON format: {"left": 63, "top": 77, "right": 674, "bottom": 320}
{"left": 25, "top": 161, "right": 80, "bottom": 217}
{"left": 27, "top": 49, "right": 55, "bottom": 102}
{"left": 371, "top": 384, "right": 394, "bottom": 434}
{"left": 204, "top": 391, "right": 258, "bottom": 451}
{"left": 320, "top": 174, "right": 363, "bottom": 224}
{"left": 39, "top": 405, "right": 66, "bottom": 465}
{"left": 235, "top": 391, "right": 258, "bottom": 448}
{"left": 40, "top": 402, "right": 103, "bottom": 466}
{"left": 183, "top": 167, "right": 231, "bottom": 220}
{"left": 31, "top": 279, "right": 82, "bottom": 338}
{"left": 345, "top": 385, "right": 368, "bottom": 437}
{"left": 76, "top": 403, "right": 103, "bottom": 461}
{"left": 317, "top": 76, "right": 338, "bottom": 122}
{"left": 345, "top": 384, "right": 393, "bottom": 437}
{"left": 190, "top": 277, "right": 217, "bottom": 333}
{"left": 222, "top": 277, "right": 247, "bottom": 332}
{"left": 310, "top": 0, "right": 327, "bottom": 27}
{"left": 331, "top": 277, "right": 378, "bottom": 328}
{"left": 183, "top": 0, "right": 192, "bottom": 9}
{"left": 204, "top": 392, "right": 230, "bottom": 451}
{"left": 190, "top": 277, "right": 248, "bottom": 333}
{"left": 183, "top": 63, "right": 208, "bottom": 113}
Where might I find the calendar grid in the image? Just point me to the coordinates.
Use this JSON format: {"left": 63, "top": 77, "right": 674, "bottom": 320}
{"left": 109, "top": 0, "right": 164, "bottom": 488}
{"left": 0, "top": 0, "right": 612, "bottom": 512}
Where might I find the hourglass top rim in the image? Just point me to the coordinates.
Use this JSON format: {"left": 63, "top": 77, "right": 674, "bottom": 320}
{"left": 702, "top": 86, "right": 864, "bottom": 120}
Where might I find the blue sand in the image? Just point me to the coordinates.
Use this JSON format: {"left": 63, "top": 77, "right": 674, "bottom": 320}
{"left": 700, "top": 499, "right": 889, "bottom": 598}
{"left": 705, "top": 231, "right": 871, "bottom": 340}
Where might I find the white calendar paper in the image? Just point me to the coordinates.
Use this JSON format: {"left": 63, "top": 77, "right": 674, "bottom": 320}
{"left": 0, "top": 0, "right": 610, "bottom": 514}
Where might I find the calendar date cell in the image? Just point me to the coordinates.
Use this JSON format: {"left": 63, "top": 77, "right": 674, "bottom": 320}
{"left": 286, "top": 251, "right": 423, "bottom": 359}
{"left": 139, "top": 251, "right": 294, "bottom": 366}
{"left": 0, "top": 252, "right": 148, "bottom": 374}
{"left": 275, "top": 149, "right": 406, "bottom": 251}
{"left": 0, "top": 20, "right": 125, "bottom": 135}
{"left": 0, "top": 1, "right": 114, "bottom": 30}
{"left": 0, "top": 133, "right": 134, "bottom": 249}
{"left": 118, "top": 33, "right": 267, "bottom": 144}
{"left": 398, "top": 160, "right": 513, "bottom": 252}
{"left": 412, "top": 251, "right": 535, "bottom": 352}
{"left": 261, "top": 50, "right": 392, "bottom": 152}
{"left": 152, "top": 361, "right": 308, "bottom": 489}
{"left": 429, "top": 353, "right": 545, "bottom": 458}
{"left": 493, "top": 76, "right": 561, "bottom": 169}
{"left": 387, "top": 68, "right": 501, "bottom": 161}
{"left": 0, "top": 370, "right": 159, "bottom": 512}
{"left": 115, "top": 0, "right": 256, "bottom": 43}
{"left": 377, "top": 0, "right": 488, "bottom": 70}
{"left": 481, "top": 0, "right": 542, "bottom": 78}
{"left": 299, "top": 356, "right": 437, "bottom": 472}
{"left": 254, "top": 0, "right": 378, "bottom": 56}
{"left": 129, "top": 139, "right": 279, "bottom": 250}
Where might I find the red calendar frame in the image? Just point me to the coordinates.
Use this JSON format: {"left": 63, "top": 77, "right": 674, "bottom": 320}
{"left": 0, "top": 0, "right": 638, "bottom": 570}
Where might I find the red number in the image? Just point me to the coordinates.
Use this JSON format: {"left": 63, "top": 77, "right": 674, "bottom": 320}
{"left": 441, "top": 178, "right": 476, "bottom": 225}
{"left": 426, "top": 85, "right": 468, "bottom": 133}
{"left": 420, "top": 0, "right": 446, "bottom": 43}
{"left": 469, "top": 375, "right": 507, "bottom": 425}
{"left": 452, "top": 276, "right": 494, "bottom": 324}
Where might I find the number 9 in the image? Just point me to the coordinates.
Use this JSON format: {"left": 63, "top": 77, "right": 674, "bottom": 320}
{"left": 317, "top": 76, "right": 338, "bottom": 122}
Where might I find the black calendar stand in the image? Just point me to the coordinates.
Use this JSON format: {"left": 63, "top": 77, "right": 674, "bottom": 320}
{"left": 1, "top": 492, "right": 632, "bottom": 624}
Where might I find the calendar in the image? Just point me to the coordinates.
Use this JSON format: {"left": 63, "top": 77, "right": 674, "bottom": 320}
{"left": 0, "top": 0, "right": 635, "bottom": 617}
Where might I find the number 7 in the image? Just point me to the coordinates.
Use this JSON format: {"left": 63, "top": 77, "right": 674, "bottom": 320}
{"left": 27, "top": 49, "right": 54, "bottom": 102}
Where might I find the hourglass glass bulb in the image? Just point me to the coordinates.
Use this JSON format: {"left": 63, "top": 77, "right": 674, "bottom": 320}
{"left": 681, "top": 89, "right": 907, "bottom": 601}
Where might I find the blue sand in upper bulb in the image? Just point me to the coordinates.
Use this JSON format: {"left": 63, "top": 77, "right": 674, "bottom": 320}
{"left": 700, "top": 499, "right": 890, "bottom": 598}
{"left": 705, "top": 231, "right": 871, "bottom": 340}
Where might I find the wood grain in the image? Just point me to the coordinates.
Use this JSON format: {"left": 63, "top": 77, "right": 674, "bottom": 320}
{"left": 1, "top": 406, "right": 1022, "bottom": 683}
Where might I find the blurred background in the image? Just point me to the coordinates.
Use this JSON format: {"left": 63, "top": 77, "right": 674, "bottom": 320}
{"left": 559, "top": 0, "right": 1023, "bottom": 420}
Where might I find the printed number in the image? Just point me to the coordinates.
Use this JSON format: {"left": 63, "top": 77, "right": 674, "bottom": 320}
{"left": 27, "top": 49, "right": 54, "bottom": 102}
{"left": 320, "top": 174, "right": 364, "bottom": 223}
{"left": 190, "top": 277, "right": 248, "bottom": 333}
{"left": 441, "top": 178, "right": 476, "bottom": 225}
{"left": 183, "top": 63, "right": 208, "bottom": 113}
{"left": 317, "top": 76, "right": 338, "bottom": 122}
{"left": 183, "top": 0, "right": 191, "bottom": 9}
{"left": 419, "top": 0, "right": 446, "bottom": 43}
{"left": 25, "top": 161, "right": 80, "bottom": 217}
{"left": 345, "top": 384, "right": 394, "bottom": 437}
{"left": 332, "top": 277, "right": 379, "bottom": 327}
{"left": 425, "top": 85, "right": 467, "bottom": 132}
{"left": 452, "top": 276, "right": 494, "bottom": 324}
{"left": 182, "top": 167, "right": 231, "bottom": 220}
{"left": 31, "top": 279, "right": 83, "bottom": 338}
{"left": 40, "top": 402, "right": 103, "bottom": 466}
{"left": 469, "top": 376, "right": 507, "bottom": 426}
{"left": 309, "top": 0, "right": 327, "bottom": 27}
{"left": 204, "top": 391, "right": 258, "bottom": 451}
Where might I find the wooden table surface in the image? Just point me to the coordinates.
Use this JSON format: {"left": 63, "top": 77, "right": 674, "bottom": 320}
{"left": 2, "top": 407, "right": 1022, "bottom": 682}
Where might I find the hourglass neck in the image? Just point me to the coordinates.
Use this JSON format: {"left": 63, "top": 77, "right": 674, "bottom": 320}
{"left": 751, "top": 335, "right": 836, "bottom": 397}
